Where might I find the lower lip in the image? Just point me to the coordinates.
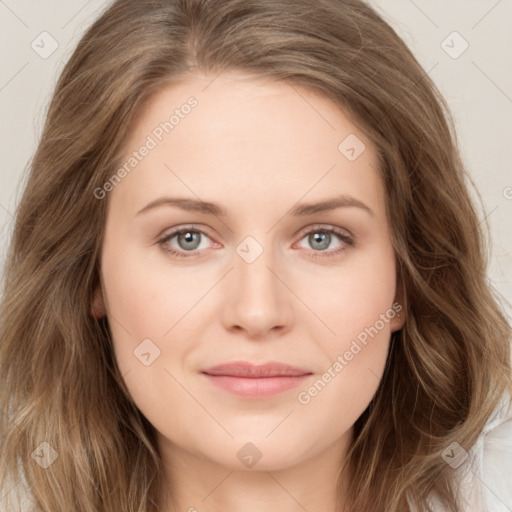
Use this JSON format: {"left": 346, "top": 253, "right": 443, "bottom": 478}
{"left": 202, "top": 373, "right": 312, "bottom": 398}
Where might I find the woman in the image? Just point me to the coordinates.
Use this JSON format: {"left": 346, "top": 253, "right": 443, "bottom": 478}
{"left": 1, "top": 0, "right": 511, "bottom": 511}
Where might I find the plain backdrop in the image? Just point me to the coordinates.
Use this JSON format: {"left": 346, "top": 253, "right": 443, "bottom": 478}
{"left": 0, "top": 0, "right": 511, "bottom": 317}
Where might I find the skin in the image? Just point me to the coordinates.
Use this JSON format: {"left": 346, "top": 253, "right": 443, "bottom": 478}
{"left": 93, "top": 71, "right": 405, "bottom": 512}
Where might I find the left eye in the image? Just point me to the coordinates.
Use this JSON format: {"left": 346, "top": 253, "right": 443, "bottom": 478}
{"left": 157, "top": 225, "right": 354, "bottom": 258}
{"left": 158, "top": 228, "right": 214, "bottom": 256}
{"left": 295, "top": 226, "right": 354, "bottom": 256}
{"left": 301, "top": 229, "right": 351, "bottom": 252}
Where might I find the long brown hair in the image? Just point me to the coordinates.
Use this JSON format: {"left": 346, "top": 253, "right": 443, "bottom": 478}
{"left": 1, "top": 0, "right": 510, "bottom": 510}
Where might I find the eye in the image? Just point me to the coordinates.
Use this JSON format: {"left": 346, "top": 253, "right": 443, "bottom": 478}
{"left": 157, "top": 225, "right": 217, "bottom": 258}
{"left": 157, "top": 224, "right": 355, "bottom": 259}
{"left": 294, "top": 225, "right": 354, "bottom": 258}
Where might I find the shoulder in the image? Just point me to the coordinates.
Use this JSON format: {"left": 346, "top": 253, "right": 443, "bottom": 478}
{"left": 457, "top": 390, "right": 512, "bottom": 512}
{"left": 0, "top": 478, "right": 36, "bottom": 512}
{"left": 423, "top": 391, "right": 512, "bottom": 512}
{"left": 480, "top": 391, "right": 512, "bottom": 511}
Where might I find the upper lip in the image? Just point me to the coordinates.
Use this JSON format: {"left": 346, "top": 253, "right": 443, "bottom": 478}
{"left": 201, "top": 361, "right": 312, "bottom": 378}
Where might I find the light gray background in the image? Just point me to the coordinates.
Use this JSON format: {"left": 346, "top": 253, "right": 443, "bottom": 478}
{"left": 1, "top": 0, "right": 511, "bottom": 316}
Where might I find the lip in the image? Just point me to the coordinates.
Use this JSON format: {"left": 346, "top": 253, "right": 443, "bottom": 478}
{"left": 202, "top": 361, "right": 312, "bottom": 378}
{"left": 201, "top": 361, "right": 313, "bottom": 398}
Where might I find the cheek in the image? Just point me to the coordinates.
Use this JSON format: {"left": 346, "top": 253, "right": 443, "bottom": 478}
{"left": 296, "top": 333, "right": 390, "bottom": 444}
{"left": 306, "top": 242, "right": 397, "bottom": 345}
{"left": 296, "top": 274, "right": 395, "bottom": 433}
{"left": 102, "top": 250, "right": 209, "bottom": 336}
{"left": 100, "top": 255, "right": 200, "bottom": 428}
{"left": 295, "top": 244, "right": 396, "bottom": 411}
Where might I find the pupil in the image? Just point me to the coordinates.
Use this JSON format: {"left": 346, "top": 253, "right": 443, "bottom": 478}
{"left": 179, "top": 231, "right": 200, "bottom": 250}
{"left": 310, "top": 232, "right": 330, "bottom": 250}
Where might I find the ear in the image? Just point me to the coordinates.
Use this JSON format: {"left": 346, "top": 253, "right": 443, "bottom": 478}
{"left": 91, "top": 283, "right": 106, "bottom": 319}
{"left": 390, "top": 276, "right": 406, "bottom": 333}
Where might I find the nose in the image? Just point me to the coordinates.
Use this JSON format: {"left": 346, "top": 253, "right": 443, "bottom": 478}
{"left": 221, "top": 243, "right": 294, "bottom": 339}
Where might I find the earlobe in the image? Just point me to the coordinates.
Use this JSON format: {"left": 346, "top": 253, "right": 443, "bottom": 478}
{"left": 390, "top": 277, "right": 406, "bottom": 333}
{"left": 91, "top": 284, "right": 106, "bottom": 318}
{"left": 391, "top": 307, "right": 406, "bottom": 333}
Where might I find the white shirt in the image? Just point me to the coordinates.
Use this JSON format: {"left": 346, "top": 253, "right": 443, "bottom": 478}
{"left": 461, "top": 390, "right": 512, "bottom": 512}
{"left": 425, "top": 391, "right": 512, "bottom": 512}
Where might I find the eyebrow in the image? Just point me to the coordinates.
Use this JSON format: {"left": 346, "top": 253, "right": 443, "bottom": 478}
{"left": 136, "top": 195, "right": 374, "bottom": 218}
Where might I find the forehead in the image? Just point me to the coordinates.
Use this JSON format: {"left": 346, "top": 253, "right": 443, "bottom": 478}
{"left": 112, "top": 71, "right": 385, "bottom": 220}
{"left": 127, "top": 71, "right": 364, "bottom": 153}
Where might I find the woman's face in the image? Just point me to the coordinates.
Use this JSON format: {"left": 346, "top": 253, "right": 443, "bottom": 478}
{"left": 94, "top": 71, "right": 404, "bottom": 473}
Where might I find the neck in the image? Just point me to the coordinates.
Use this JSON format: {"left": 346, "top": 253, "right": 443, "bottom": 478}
{"left": 157, "top": 429, "right": 353, "bottom": 512}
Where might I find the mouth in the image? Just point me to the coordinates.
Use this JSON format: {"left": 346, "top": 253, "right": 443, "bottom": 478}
{"left": 200, "top": 361, "right": 313, "bottom": 398}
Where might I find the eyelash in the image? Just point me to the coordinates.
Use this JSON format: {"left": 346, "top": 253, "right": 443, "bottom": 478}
{"left": 157, "top": 224, "right": 355, "bottom": 259}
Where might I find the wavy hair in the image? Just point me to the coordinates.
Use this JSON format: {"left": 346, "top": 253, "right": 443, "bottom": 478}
{"left": 1, "top": 0, "right": 511, "bottom": 510}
